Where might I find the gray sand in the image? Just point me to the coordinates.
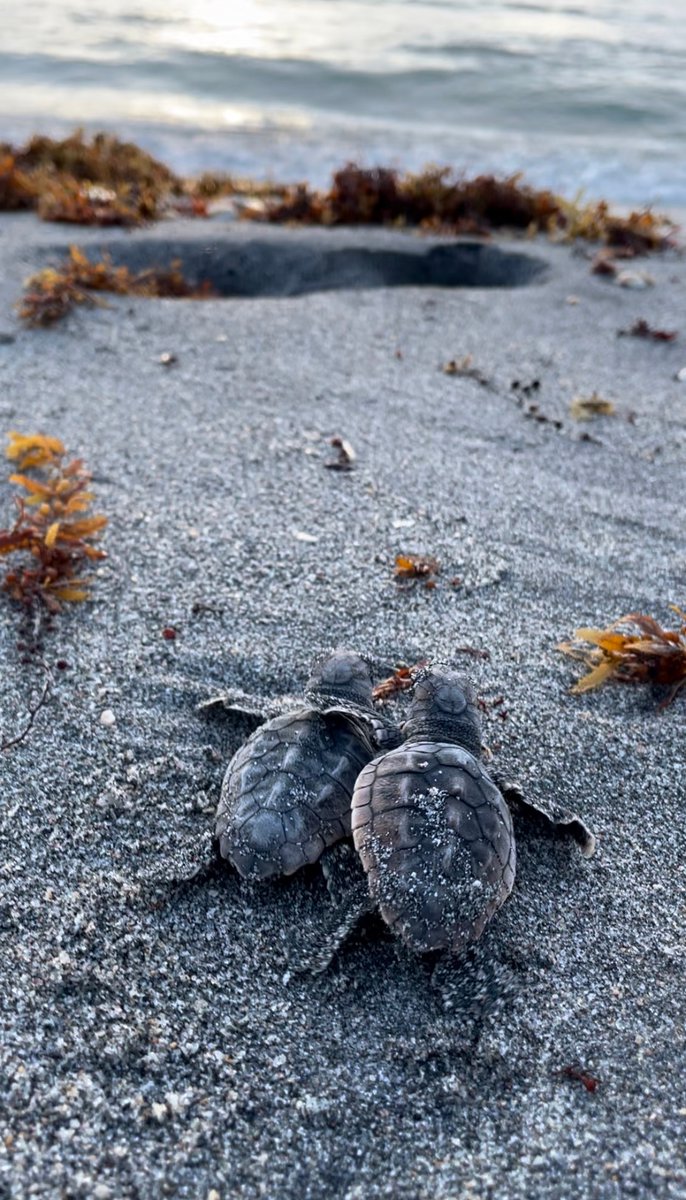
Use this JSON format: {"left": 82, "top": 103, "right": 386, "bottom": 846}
{"left": 0, "top": 215, "right": 685, "bottom": 1199}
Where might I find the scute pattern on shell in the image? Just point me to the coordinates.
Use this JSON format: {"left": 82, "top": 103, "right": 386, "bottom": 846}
{"left": 351, "top": 741, "right": 516, "bottom": 953}
{"left": 217, "top": 708, "right": 374, "bottom": 880}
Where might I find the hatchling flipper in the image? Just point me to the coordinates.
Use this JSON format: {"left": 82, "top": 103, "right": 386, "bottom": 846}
{"left": 286, "top": 843, "right": 375, "bottom": 974}
{"left": 492, "top": 773, "right": 596, "bottom": 858}
{"left": 430, "top": 942, "right": 519, "bottom": 1021}
{"left": 198, "top": 687, "right": 298, "bottom": 732}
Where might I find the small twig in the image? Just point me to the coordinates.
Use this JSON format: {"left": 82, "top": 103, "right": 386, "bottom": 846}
{"left": 454, "top": 645, "right": 491, "bottom": 660}
{"left": 1, "top": 661, "right": 53, "bottom": 752}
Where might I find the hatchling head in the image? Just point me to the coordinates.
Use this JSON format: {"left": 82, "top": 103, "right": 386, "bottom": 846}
{"left": 400, "top": 667, "right": 482, "bottom": 757}
{"left": 304, "top": 649, "right": 375, "bottom": 711}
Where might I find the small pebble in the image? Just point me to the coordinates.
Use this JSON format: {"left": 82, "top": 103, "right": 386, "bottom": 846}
{"left": 675, "top": 367, "right": 686, "bottom": 383}
{"left": 99, "top": 709, "right": 116, "bottom": 727}
{"left": 616, "top": 270, "right": 655, "bottom": 289}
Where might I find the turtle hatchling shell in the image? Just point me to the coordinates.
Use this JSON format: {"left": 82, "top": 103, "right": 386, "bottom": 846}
{"left": 217, "top": 707, "right": 375, "bottom": 880}
{"left": 351, "top": 741, "right": 516, "bottom": 953}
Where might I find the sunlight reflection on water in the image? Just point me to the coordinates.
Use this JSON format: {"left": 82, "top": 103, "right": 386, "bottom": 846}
{"left": 0, "top": 0, "right": 684, "bottom": 202}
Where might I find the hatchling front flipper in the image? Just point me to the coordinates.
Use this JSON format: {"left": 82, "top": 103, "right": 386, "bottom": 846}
{"left": 198, "top": 686, "right": 297, "bottom": 732}
{"left": 491, "top": 772, "right": 596, "bottom": 858}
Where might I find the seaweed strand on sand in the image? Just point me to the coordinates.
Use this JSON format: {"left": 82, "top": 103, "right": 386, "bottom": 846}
{"left": 18, "top": 246, "right": 215, "bottom": 327}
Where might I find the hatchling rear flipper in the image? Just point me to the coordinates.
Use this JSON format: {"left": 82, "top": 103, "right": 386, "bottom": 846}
{"left": 136, "top": 829, "right": 221, "bottom": 892}
{"left": 492, "top": 773, "right": 596, "bottom": 858}
{"left": 286, "top": 843, "right": 375, "bottom": 974}
{"left": 430, "top": 937, "right": 553, "bottom": 1023}
{"left": 430, "top": 942, "right": 518, "bottom": 1023}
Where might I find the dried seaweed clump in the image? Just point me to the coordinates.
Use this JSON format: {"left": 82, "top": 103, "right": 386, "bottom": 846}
{"left": 248, "top": 164, "right": 560, "bottom": 233}
{"left": 555, "top": 196, "right": 673, "bottom": 253}
{"left": 243, "top": 162, "right": 675, "bottom": 251}
{"left": 372, "top": 663, "right": 425, "bottom": 704}
{"left": 617, "top": 319, "right": 678, "bottom": 342}
{"left": 0, "top": 130, "right": 180, "bottom": 225}
{"left": 394, "top": 554, "right": 441, "bottom": 589}
{"left": 19, "top": 246, "right": 214, "bottom": 327}
{"left": 0, "top": 432, "right": 107, "bottom": 615}
{"left": 12, "top": 131, "right": 177, "bottom": 190}
{"left": 0, "top": 154, "right": 38, "bottom": 211}
{"left": 559, "top": 609, "right": 686, "bottom": 707}
{"left": 36, "top": 179, "right": 162, "bottom": 227}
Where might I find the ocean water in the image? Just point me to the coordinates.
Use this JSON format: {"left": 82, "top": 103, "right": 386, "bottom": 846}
{"left": 1, "top": 0, "right": 685, "bottom": 205}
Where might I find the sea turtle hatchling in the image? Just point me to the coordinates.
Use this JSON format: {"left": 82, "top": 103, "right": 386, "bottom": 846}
{"left": 214, "top": 650, "right": 400, "bottom": 881}
{"left": 290, "top": 666, "right": 595, "bottom": 972}
{"left": 352, "top": 666, "right": 595, "bottom": 953}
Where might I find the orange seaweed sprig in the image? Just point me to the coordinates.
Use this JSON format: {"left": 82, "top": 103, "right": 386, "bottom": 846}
{"left": 18, "top": 245, "right": 214, "bottom": 327}
{"left": 0, "top": 432, "right": 107, "bottom": 613}
{"left": 372, "top": 662, "right": 427, "bottom": 704}
{"left": 559, "top": 609, "right": 686, "bottom": 708}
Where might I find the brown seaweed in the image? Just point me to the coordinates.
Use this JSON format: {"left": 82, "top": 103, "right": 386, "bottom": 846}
{"left": 559, "top": 609, "right": 686, "bottom": 707}
{"left": 372, "top": 663, "right": 426, "bottom": 704}
{"left": 558, "top": 1065, "right": 599, "bottom": 1094}
{"left": 0, "top": 130, "right": 180, "bottom": 224}
{"left": 18, "top": 246, "right": 215, "bottom": 327}
{"left": 243, "top": 161, "right": 676, "bottom": 251}
{"left": 617, "top": 318, "right": 678, "bottom": 342}
{"left": 1, "top": 131, "right": 677, "bottom": 250}
{"left": 0, "top": 154, "right": 38, "bottom": 211}
{"left": 394, "top": 554, "right": 441, "bottom": 588}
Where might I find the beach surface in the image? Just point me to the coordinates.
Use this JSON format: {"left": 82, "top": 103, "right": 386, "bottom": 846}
{"left": 1, "top": 214, "right": 685, "bottom": 1198}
